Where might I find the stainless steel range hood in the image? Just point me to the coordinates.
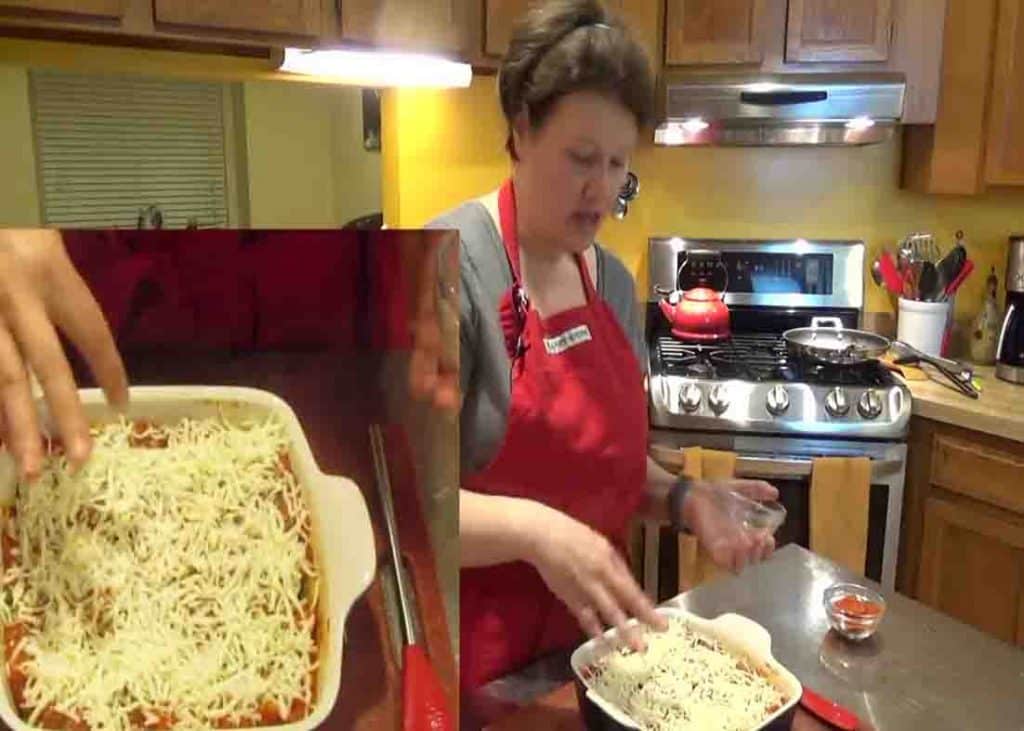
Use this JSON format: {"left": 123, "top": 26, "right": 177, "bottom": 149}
{"left": 654, "top": 72, "right": 906, "bottom": 147}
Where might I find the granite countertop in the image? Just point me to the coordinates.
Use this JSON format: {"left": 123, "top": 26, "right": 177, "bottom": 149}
{"left": 904, "top": 365, "right": 1024, "bottom": 442}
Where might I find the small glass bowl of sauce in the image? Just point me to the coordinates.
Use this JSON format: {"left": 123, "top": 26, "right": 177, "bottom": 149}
{"left": 824, "top": 582, "right": 886, "bottom": 641}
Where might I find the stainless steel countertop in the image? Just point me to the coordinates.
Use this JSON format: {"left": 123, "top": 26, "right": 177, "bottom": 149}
{"left": 477, "top": 545, "right": 1024, "bottom": 730}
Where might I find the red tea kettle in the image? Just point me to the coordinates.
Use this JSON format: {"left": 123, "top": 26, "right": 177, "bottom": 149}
{"left": 658, "top": 250, "right": 731, "bottom": 342}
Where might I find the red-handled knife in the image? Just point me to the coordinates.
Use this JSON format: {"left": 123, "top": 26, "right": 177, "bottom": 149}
{"left": 800, "top": 687, "right": 861, "bottom": 731}
{"left": 370, "top": 425, "right": 454, "bottom": 731}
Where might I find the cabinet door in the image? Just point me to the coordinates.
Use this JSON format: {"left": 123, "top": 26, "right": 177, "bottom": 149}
{"left": 985, "top": 0, "right": 1024, "bottom": 186}
{"left": 786, "top": 0, "right": 893, "bottom": 63}
{"left": 153, "top": 0, "right": 320, "bottom": 37}
{"left": 665, "top": 0, "right": 763, "bottom": 65}
{"left": 917, "top": 495, "right": 1024, "bottom": 645}
{"left": 341, "top": 0, "right": 473, "bottom": 54}
{"left": 484, "top": 0, "right": 634, "bottom": 58}
{"left": 0, "top": 0, "right": 122, "bottom": 18}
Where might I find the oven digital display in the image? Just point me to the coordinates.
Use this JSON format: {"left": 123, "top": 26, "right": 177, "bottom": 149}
{"left": 677, "top": 252, "right": 834, "bottom": 295}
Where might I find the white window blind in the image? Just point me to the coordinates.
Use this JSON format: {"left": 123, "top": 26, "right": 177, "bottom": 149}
{"left": 31, "top": 71, "right": 229, "bottom": 228}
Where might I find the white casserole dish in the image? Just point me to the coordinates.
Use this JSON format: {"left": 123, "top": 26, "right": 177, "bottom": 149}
{"left": 571, "top": 607, "right": 803, "bottom": 731}
{"left": 0, "top": 386, "right": 377, "bottom": 731}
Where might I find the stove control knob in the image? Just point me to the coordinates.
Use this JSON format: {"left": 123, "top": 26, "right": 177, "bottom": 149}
{"left": 679, "top": 383, "right": 703, "bottom": 413}
{"left": 825, "top": 387, "right": 850, "bottom": 417}
{"left": 709, "top": 384, "right": 730, "bottom": 415}
{"left": 765, "top": 385, "right": 790, "bottom": 416}
{"left": 858, "top": 389, "right": 884, "bottom": 420}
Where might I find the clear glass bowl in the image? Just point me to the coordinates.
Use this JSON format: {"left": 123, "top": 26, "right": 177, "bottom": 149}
{"left": 726, "top": 490, "right": 788, "bottom": 535}
{"left": 824, "top": 582, "right": 886, "bottom": 641}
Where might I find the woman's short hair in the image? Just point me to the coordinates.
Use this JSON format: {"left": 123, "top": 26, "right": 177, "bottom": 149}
{"left": 498, "top": 0, "right": 655, "bottom": 159}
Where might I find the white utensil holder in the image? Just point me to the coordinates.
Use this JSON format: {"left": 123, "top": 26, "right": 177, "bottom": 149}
{"left": 897, "top": 298, "right": 950, "bottom": 357}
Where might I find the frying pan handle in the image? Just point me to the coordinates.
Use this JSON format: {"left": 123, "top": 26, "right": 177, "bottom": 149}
{"left": 810, "top": 317, "right": 843, "bottom": 330}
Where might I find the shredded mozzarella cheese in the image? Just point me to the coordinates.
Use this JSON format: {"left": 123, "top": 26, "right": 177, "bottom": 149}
{"left": 588, "top": 618, "right": 786, "bottom": 731}
{"left": 0, "top": 415, "right": 318, "bottom": 730}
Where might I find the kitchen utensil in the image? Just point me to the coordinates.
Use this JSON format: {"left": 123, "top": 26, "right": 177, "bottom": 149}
{"left": 783, "top": 317, "right": 891, "bottom": 366}
{"left": 870, "top": 258, "right": 883, "bottom": 287}
{"left": 936, "top": 236, "right": 967, "bottom": 294}
{"left": 658, "top": 250, "right": 731, "bottom": 342}
{"left": 891, "top": 340, "right": 974, "bottom": 381}
{"left": 369, "top": 425, "right": 453, "bottom": 731}
{"left": 969, "top": 267, "right": 1002, "bottom": 365}
{"left": 901, "top": 258, "right": 924, "bottom": 300}
{"left": 903, "top": 232, "right": 939, "bottom": 263}
{"left": 939, "top": 258, "right": 975, "bottom": 302}
{"left": 996, "top": 235, "right": 1024, "bottom": 384}
{"left": 892, "top": 340, "right": 980, "bottom": 398}
{"left": 877, "top": 251, "right": 904, "bottom": 295}
{"left": 611, "top": 172, "right": 639, "bottom": 220}
{"left": 0, "top": 387, "right": 377, "bottom": 731}
{"left": 572, "top": 609, "right": 802, "bottom": 731}
{"left": 823, "top": 582, "right": 886, "bottom": 641}
{"left": 800, "top": 687, "right": 861, "bottom": 731}
{"left": 919, "top": 261, "right": 939, "bottom": 301}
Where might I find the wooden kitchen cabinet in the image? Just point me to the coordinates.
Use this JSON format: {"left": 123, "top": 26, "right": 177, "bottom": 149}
{"left": 485, "top": 0, "right": 627, "bottom": 57}
{"left": 984, "top": 0, "right": 1024, "bottom": 186}
{"left": 153, "top": 0, "right": 320, "bottom": 37}
{"left": 903, "top": 0, "right": 1024, "bottom": 193}
{"left": 340, "top": 0, "right": 474, "bottom": 54}
{"left": 785, "top": 0, "right": 893, "bottom": 63}
{"left": 664, "top": 0, "right": 764, "bottom": 65}
{"left": 899, "top": 417, "right": 1024, "bottom": 646}
{"left": 0, "top": 0, "right": 122, "bottom": 18}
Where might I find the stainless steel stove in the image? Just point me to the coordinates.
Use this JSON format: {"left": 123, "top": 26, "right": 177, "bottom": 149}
{"left": 644, "top": 237, "right": 910, "bottom": 594}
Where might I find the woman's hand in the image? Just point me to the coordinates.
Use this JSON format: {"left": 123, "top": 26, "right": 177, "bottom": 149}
{"left": 682, "top": 479, "right": 779, "bottom": 573}
{"left": 0, "top": 230, "right": 128, "bottom": 479}
{"left": 525, "top": 503, "right": 667, "bottom": 651}
{"left": 408, "top": 233, "right": 459, "bottom": 412}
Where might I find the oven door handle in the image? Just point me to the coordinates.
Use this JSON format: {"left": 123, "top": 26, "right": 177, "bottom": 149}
{"left": 736, "top": 455, "right": 902, "bottom": 480}
{"left": 650, "top": 445, "right": 903, "bottom": 480}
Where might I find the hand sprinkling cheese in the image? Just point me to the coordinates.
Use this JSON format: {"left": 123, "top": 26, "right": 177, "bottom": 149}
{"left": 588, "top": 617, "right": 786, "bottom": 731}
{"left": 0, "top": 414, "right": 318, "bottom": 730}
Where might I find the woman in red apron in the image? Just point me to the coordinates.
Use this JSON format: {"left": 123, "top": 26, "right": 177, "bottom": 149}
{"left": 443, "top": 0, "right": 780, "bottom": 714}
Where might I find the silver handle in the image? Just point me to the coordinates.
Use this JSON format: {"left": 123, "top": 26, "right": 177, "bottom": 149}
{"left": 649, "top": 443, "right": 901, "bottom": 480}
{"left": 735, "top": 454, "right": 903, "bottom": 480}
{"left": 810, "top": 316, "right": 843, "bottom": 330}
{"left": 369, "top": 424, "right": 417, "bottom": 646}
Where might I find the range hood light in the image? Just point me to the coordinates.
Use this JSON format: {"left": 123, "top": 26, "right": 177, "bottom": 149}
{"left": 845, "top": 116, "right": 876, "bottom": 131}
{"left": 278, "top": 47, "right": 472, "bottom": 88}
{"left": 655, "top": 73, "right": 906, "bottom": 147}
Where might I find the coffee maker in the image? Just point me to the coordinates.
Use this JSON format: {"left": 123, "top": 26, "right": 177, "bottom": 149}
{"left": 996, "top": 235, "right": 1024, "bottom": 383}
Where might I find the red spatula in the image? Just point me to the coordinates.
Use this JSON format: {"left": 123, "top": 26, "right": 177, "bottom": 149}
{"left": 369, "top": 425, "right": 454, "bottom": 731}
{"left": 800, "top": 687, "right": 861, "bottom": 730}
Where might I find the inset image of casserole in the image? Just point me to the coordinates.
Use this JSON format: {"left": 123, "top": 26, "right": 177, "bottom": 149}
{"left": 0, "top": 386, "right": 375, "bottom": 731}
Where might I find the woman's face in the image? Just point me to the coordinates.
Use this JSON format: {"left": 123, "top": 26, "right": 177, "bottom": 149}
{"left": 513, "top": 91, "right": 638, "bottom": 254}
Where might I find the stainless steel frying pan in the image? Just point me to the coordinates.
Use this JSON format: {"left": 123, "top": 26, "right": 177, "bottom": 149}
{"left": 783, "top": 317, "right": 891, "bottom": 366}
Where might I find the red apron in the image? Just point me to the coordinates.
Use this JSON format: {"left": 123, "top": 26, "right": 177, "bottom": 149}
{"left": 460, "top": 179, "right": 649, "bottom": 690}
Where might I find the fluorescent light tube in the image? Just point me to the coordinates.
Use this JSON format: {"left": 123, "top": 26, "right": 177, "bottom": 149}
{"left": 279, "top": 47, "right": 472, "bottom": 88}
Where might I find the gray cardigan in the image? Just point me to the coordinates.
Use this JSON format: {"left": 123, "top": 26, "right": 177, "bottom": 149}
{"left": 428, "top": 198, "right": 647, "bottom": 477}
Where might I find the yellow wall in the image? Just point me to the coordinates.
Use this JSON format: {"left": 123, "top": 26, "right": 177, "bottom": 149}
{"left": 382, "top": 76, "right": 1024, "bottom": 328}
{"left": 0, "top": 52, "right": 381, "bottom": 229}
{"left": 244, "top": 81, "right": 381, "bottom": 228}
{"left": 0, "top": 66, "right": 40, "bottom": 226}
